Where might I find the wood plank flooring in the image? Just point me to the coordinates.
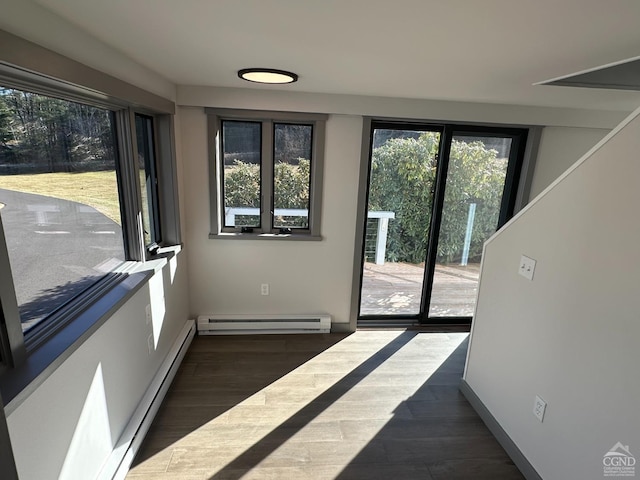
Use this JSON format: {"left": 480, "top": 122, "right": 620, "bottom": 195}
{"left": 126, "top": 331, "right": 523, "bottom": 480}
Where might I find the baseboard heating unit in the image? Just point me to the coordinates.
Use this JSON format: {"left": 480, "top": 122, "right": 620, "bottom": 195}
{"left": 106, "top": 319, "right": 196, "bottom": 480}
{"left": 197, "top": 314, "right": 331, "bottom": 335}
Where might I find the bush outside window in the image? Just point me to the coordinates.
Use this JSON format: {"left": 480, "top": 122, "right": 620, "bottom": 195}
{"left": 367, "top": 131, "right": 510, "bottom": 264}
{"left": 208, "top": 109, "right": 326, "bottom": 239}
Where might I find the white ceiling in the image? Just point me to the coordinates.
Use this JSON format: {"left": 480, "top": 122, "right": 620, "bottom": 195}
{"left": 34, "top": 0, "right": 640, "bottom": 110}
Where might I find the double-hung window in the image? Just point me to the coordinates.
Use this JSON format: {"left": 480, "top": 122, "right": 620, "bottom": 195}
{"left": 208, "top": 109, "right": 326, "bottom": 239}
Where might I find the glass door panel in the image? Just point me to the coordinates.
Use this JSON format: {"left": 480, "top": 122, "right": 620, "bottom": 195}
{"left": 428, "top": 135, "right": 512, "bottom": 317}
{"left": 359, "top": 128, "right": 441, "bottom": 316}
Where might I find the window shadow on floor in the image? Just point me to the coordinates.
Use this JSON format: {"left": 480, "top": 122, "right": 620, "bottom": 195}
{"left": 132, "top": 333, "right": 353, "bottom": 465}
{"left": 197, "top": 331, "right": 429, "bottom": 479}
{"left": 133, "top": 331, "right": 523, "bottom": 480}
{"left": 331, "top": 338, "right": 524, "bottom": 480}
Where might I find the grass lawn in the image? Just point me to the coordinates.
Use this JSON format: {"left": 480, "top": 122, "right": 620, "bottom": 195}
{"left": 0, "top": 171, "right": 122, "bottom": 224}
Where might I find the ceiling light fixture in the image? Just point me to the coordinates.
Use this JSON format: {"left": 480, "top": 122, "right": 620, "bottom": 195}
{"left": 238, "top": 68, "right": 298, "bottom": 84}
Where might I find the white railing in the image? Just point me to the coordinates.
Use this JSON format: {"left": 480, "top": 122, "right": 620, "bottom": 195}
{"left": 366, "top": 210, "right": 395, "bottom": 265}
{"left": 225, "top": 208, "right": 395, "bottom": 265}
{"left": 225, "top": 207, "right": 307, "bottom": 226}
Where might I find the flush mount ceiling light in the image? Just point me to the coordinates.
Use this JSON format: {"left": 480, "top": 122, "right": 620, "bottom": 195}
{"left": 238, "top": 68, "right": 298, "bottom": 84}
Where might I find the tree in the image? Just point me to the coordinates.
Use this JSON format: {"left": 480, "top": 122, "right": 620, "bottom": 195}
{"left": 0, "top": 87, "right": 115, "bottom": 174}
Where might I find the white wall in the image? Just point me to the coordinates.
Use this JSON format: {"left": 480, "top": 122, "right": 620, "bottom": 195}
{"left": 6, "top": 253, "right": 190, "bottom": 479}
{"left": 0, "top": 0, "right": 175, "bottom": 100}
{"left": 464, "top": 108, "right": 640, "bottom": 479}
{"left": 529, "top": 126, "right": 610, "bottom": 198}
{"left": 180, "top": 107, "right": 362, "bottom": 328}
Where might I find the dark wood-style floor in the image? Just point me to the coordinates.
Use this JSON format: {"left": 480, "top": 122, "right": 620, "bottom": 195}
{"left": 126, "top": 331, "right": 523, "bottom": 480}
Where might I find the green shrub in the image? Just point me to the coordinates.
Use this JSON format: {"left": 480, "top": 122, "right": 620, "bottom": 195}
{"left": 224, "top": 159, "right": 310, "bottom": 227}
{"left": 368, "top": 132, "right": 506, "bottom": 264}
{"left": 274, "top": 158, "right": 310, "bottom": 209}
{"left": 367, "top": 135, "right": 437, "bottom": 263}
{"left": 223, "top": 160, "right": 260, "bottom": 208}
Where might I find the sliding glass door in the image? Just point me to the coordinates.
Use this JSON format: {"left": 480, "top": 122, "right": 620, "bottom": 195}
{"left": 358, "top": 123, "right": 527, "bottom": 323}
{"left": 359, "top": 126, "right": 442, "bottom": 316}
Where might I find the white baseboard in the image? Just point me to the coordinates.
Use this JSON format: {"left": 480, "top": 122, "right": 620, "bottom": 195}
{"left": 459, "top": 379, "right": 542, "bottom": 480}
{"left": 98, "top": 319, "right": 196, "bottom": 480}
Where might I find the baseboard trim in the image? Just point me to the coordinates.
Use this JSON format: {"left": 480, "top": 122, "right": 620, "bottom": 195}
{"left": 99, "top": 319, "right": 196, "bottom": 480}
{"left": 459, "top": 379, "right": 543, "bottom": 480}
{"left": 330, "top": 323, "right": 353, "bottom": 333}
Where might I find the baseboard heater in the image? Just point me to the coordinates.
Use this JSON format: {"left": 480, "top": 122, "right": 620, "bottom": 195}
{"left": 103, "top": 319, "right": 196, "bottom": 480}
{"left": 197, "top": 314, "right": 331, "bottom": 335}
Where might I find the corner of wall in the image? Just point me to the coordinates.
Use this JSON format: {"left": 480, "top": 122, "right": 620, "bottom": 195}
{"left": 464, "top": 105, "right": 640, "bottom": 480}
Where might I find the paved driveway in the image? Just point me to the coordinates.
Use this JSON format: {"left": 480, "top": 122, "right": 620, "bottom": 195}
{"left": 0, "top": 188, "right": 124, "bottom": 331}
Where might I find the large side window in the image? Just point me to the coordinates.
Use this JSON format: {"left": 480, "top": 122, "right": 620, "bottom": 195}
{"left": 208, "top": 109, "right": 326, "bottom": 239}
{"left": 0, "top": 83, "right": 176, "bottom": 374}
{"left": 0, "top": 88, "right": 124, "bottom": 336}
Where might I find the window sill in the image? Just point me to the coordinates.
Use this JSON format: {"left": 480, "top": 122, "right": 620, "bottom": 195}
{"left": 208, "top": 232, "right": 322, "bottom": 241}
{"left": 0, "top": 250, "right": 180, "bottom": 415}
{"left": 140, "top": 244, "right": 183, "bottom": 271}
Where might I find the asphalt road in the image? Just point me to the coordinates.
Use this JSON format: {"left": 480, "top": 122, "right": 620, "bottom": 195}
{"left": 0, "top": 188, "right": 124, "bottom": 331}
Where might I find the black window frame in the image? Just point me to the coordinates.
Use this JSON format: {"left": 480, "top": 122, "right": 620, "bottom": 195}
{"left": 353, "top": 119, "right": 530, "bottom": 326}
{"left": 207, "top": 108, "right": 327, "bottom": 240}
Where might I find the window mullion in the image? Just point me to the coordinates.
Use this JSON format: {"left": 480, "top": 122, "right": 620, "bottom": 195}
{"left": 262, "top": 121, "right": 274, "bottom": 233}
{"left": 115, "top": 109, "right": 145, "bottom": 261}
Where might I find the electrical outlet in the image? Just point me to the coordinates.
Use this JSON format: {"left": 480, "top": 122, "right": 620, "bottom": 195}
{"left": 145, "top": 304, "right": 151, "bottom": 325}
{"left": 519, "top": 255, "right": 536, "bottom": 280}
{"left": 261, "top": 283, "right": 270, "bottom": 296}
{"left": 533, "top": 395, "right": 546, "bottom": 422}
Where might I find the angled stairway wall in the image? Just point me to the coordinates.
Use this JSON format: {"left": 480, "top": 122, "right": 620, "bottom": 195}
{"left": 464, "top": 106, "right": 640, "bottom": 479}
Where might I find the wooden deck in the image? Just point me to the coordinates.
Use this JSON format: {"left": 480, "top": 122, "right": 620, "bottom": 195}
{"left": 360, "top": 262, "right": 481, "bottom": 317}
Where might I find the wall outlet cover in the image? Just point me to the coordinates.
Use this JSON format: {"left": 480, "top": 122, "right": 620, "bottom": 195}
{"left": 533, "top": 395, "right": 547, "bottom": 422}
